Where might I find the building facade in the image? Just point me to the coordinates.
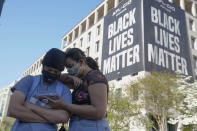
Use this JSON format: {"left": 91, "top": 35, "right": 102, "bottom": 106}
{"left": 60, "top": 0, "right": 197, "bottom": 81}
{"left": 21, "top": 0, "right": 197, "bottom": 80}
{"left": 22, "top": 54, "right": 45, "bottom": 77}
{"left": 59, "top": 0, "right": 197, "bottom": 130}
{"left": 0, "top": 81, "right": 16, "bottom": 122}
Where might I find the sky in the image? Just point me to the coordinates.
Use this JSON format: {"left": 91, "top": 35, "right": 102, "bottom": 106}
{"left": 0, "top": 0, "right": 102, "bottom": 88}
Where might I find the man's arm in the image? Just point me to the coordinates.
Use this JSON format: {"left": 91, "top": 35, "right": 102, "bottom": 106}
{"left": 25, "top": 102, "right": 70, "bottom": 124}
{"left": 8, "top": 90, "right": 48, "bottom": 123}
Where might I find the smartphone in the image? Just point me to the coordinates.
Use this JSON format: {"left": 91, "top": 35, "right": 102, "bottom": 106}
{"left": 37, "top": 94, "right": 59, "bottom": 100}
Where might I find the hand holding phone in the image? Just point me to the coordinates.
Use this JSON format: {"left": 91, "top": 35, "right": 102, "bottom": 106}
{"left": 37, "top": 94, "right": 59, "bottom": 101}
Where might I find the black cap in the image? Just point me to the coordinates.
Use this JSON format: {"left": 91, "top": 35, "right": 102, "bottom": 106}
{"left": 42, "top": 48, "right": 65, "bottom": 71}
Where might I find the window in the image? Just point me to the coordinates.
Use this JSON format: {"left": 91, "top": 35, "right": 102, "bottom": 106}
{"left": 119, "top": 0, "right": 123, "bottom": 3}
{"left": 95, "top": 57, "right": 98, "bottom": 63}
{"left": 132, "top": 72, "right": 138, "bottom": 76}
{"left": 194, "top": 57, "right": 197, "bottom": 69}
{"left": 149, "top": 115, "right": 159, "bottom": 131}
{"left": 89, "top": 14, "right": 95, "bottom": 28}
{"left": 86, "top": 47, "right": 90, "bottom": 56}
{"left": 36, "top": 62, "right": 38, "bottom": 69}
{"left": 40, "top": 59, "right": 42, "bottom": 66}
{"left": 64, "top": 40, "right": 67, "bottom": 46}
{"left": 191, "top": 36, "right": 197, "bottom": 50}
{"left": 189, "top": 19, "right": 196, "bottom": 32}
{"left": 95, "top": 41, "right": 100, "bottom": 52}
{"left": 97, "top": 25, "right": 101, "bottom": 35}
{"left": 108, "top": 0, "right": 115, "bottom": 12}
{"left": 98, "top": 5, "right": 104, "bottom": 21}
{"left": 88, "top": 32, "right": 91, "bottom": 42}
{"left": 37, "top": 62, "right": 39, "bottom": 69}
{"left": 80, "top": 38, "right": 83, "bottom": 47}
{"left": 69, "top": 33, "right": 72, "bottom": 43}
{"left": 74, "top": 27, "right": 79, "bottom": 39}
{"left": 32, "top": 66, "right": 35, "bottom": 72}
{"left": 117, "top": 77, "right": 122, "bottom": 81}
{"left": 115, "top": 88, "right": 122, "bottom": 95}
{"left": 34, "top": 65, "right": 36, "bottom": 72}
{"left": 185, "top": 0, "right": 193, "bottom": 14}
{"left": 81, "top": 21, "right": 86, "bottom": 34}
{"left": 167, "top": 122, "right": 178, "bottom": 131}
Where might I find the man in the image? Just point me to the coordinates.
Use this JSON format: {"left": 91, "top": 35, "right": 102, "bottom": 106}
{"left": 8, "top": 48, "right": 71, "bottom": 131}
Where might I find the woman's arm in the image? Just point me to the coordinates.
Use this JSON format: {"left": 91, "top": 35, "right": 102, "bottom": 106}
{"left": 60, "top": 74, "right": 82, "bottom": 89}
{"left": 48, "top": 83, "right": 108, "bottom": 120}
{"left": 8, "top": 91, "right": 48, "bottom": 123}
{"left": 25, "top": 102, "right": 70, "bottom": 124}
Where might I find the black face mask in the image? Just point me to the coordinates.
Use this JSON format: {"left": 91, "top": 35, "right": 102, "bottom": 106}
{"left": 42, "top": 70, "right": 60, "bottom": 84}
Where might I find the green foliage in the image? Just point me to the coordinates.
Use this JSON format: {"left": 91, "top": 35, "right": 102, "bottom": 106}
{"left": 57, "top": 123, "right": 69, "bottom": 131}
{"left": 0, "top": 117, "right": 15, "bottom": 131}
{"left": 107, "top": 85, "right": 141, "bottom": 131}
{"left": 107, "top": 72, "right": 197, "bottom": 131}
{"left": 182, "top": 124, "right": 197, "bottom": 131}
{"left": 129, "top": 72, "right": 188, "bottom": 131}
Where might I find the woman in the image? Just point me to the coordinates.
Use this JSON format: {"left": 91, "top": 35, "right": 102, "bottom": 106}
{"left": 46, "top": 48, "right": 110, "bottom": 131}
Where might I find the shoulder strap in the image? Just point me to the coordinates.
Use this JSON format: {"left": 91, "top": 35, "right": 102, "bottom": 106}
{"left": 27, "top": 75, "right": 41, "bottom": 99}
{"left": 56, "top": 81, "right": 64, "bottom": 97}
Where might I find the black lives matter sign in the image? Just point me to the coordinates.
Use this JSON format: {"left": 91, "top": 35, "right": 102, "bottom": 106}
{"left": 101, "top": 0, "right": 143, "bottom": 81}
{"left": 101, "top": 0, "right": 193, "bottom": 81}
{"left": 144, "top": 0, "right": 193, "bottom": 76}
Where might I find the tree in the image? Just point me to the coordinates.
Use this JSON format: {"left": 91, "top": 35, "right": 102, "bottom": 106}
{"left": 176, "top": 75, "right": 197, "bottom": 131}
{"left": 0, "top": 117, "right": 15, "bottom": 131}
{"left": 107, "top": 72, "right": 197, "bottom": 131}
{"left": 125, "top": 72, "right": 188, "bottom": 131}
{"left": 107, "top": 85, "right": 143, "bottom": 131}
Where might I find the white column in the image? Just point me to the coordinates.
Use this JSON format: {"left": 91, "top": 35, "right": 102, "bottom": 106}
{"left": 94, "top": 10, "right": 98, "bottom": 24}
{"left": 78, "top": 24, "right": 82, "bottom": 36}
{"left": 192, "top": 2, "right": 197, "bottom": 16}
{"left": 86, "top": 18, "right": 89, "bottom": 30}
{"left": 61, "top": 39, "right": 65, "bottom": 50}
{"left": 115, "top": 0, "right": 119, "bottom": 7}
{"left": 104, "top": 1, "right": 108, "bottom": 16}
{"left": 180, "top": 0, "right": 185, "bottom": 10}
{"left": 168, "top": 0, "right": 173, "bottom": 3}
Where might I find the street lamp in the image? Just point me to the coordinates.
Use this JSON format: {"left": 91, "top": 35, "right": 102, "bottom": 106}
{"left": 0, "top": 0, "right": 5, "bottom": 16}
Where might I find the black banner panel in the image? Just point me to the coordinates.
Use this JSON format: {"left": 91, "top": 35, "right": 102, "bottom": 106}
{"left": 144, "top": 0, "right": 193, "bottom": 77}
{"left": 101, "top": 0, "right": 143, "bottom": 81}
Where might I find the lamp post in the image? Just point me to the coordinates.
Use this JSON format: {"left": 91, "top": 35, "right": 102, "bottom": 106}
{"left": 0, "top": 0, "right": 5, "bottom": 16}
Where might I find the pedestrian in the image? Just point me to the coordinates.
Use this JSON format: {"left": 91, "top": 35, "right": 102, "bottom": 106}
{"left": 45, "top": 48, "right": 111, "bottom": 131}
{"left": 8, "top": 48, "right": 72, "bottom": 131}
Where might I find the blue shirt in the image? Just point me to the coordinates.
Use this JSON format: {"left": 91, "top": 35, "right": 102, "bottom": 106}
{"left": 11, "top": 75, "right": 72, "bottom": 131}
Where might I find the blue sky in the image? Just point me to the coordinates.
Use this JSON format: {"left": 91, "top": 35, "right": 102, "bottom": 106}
{"left": 0, "top": 0, "right": 102, "bottom": 88}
